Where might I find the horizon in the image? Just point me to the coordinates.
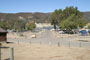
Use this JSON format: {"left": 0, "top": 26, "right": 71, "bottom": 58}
{"left": 0, "top": 11, "right": 90, "bottom": 14}
{"left": 0, "top": 0, "right": 90, "bottom": 13}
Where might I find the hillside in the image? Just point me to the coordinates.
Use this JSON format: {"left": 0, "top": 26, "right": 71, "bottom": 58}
{"left": 83, "top": 12, "right": 90, "bottom": 22}
{"left": 0, "top": 12, "right": 90, "bottom": 23}
{"left": 0, "top": 12, "right": 51, "bottom": 23}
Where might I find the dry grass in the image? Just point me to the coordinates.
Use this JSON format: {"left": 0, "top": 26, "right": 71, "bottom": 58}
{"left": 1, "top": 43, "right": 90, "bottom": 60}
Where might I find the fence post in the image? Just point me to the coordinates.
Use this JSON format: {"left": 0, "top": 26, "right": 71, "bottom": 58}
{"left": 0, "top": 43, "right": 1, "bottom": 60}
{"left": 30, "top": 42, "right": 31, "bottom": 45}
{"left": 58, "top": 42, "right": 60, "bottom": 47}
{"left": 69, "top": 41, "right": 71, "bottom": 47}
{"left": 18, "top": 40, "right": 19, "bottom": 44}
{"left": 0, "top": 48, "right": 1, "bottom": 60}
{"left": 79, "top": 42, "right": 81, "bottom": 47}
{"left": 10, "top": 48, "right": 14, "bottom": 60}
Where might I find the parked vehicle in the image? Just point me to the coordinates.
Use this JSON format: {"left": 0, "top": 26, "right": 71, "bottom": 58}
{"left": 59, "top": 30, "right": 64, "bottom": 34}
{"left": 63, "top": 30, "right": 74, "bottom": 34}
{"left": 88, "top": 29, "right": 90, "bottom": 34}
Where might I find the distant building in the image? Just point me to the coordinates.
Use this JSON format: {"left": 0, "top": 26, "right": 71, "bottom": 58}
{"left": 0, "top": 28, "right": 7, "bottom": 42}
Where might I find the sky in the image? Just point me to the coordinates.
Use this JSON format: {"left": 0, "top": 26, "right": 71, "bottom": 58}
{"left": 0, "top": 0, "right": 90, "bottom": 13}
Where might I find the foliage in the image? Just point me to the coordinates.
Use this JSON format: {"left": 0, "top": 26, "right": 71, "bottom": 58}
{"left": 25, "top": 21, "right": 36, "bottom": 31}
{"left": 0, "top": 21, "right": 10, "bottom": 29}
{"left": 12, "top": 20, "right": 25, "bottom": 31}
{"left": 88, "top": 25, "right": 90, "bottom": 29}
{"left": 50, "top": 6, "right": 87, "bottom": 30}
{"left": 0, "top": 20, "right": 26, "bottom": 31}
{"left": 0, "top": 20, "right": 36, "bottom": 31}
{"left": 60, "top": 14, "right": 75, "bottom": 30}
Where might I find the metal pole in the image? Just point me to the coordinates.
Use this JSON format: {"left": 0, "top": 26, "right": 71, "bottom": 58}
{"left": 79, "top": 42, "right": 81, "bottom": 47}
{"left": 0, "top": 48, "right": 1, "bottom": 60}
{"left": 69, "top": 41, "right": 70, "bottom": 47}
{"left": 58, "top": 42, "right": 60, "bottom": 47}
{"left": 0, "top": 43, "right": 1, "bottom": 60}
{"left": 30, "top": 42, "right": 31, "bottom": 45}
{"left": 10, "top": 48, "right": 14, "bottom": 60}
{"left": 18, "top": 40, "right": 19, "bottom": 44}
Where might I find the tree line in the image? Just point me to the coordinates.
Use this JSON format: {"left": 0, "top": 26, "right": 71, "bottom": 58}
{"left": 0, "top": 20, "right": 36, "bottom": 32}
{"left": 50, "top": 6, "right": 87, "bottom": 30}
{"left": 0, "top": 6, "right": 88, "bottom": 32}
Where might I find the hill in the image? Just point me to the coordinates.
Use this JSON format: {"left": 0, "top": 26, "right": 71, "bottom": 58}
{"left": 0, "top": 12, "right": 51, "bottom": 23}
{"left": 0, "top": 12, "right": 90, "bottom": 23}
{"left": 83, "top": 12, "right": 90, "bottom": 22}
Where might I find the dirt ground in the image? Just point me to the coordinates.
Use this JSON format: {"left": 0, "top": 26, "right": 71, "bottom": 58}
{"left": 1, "top": 43, "right": 90, "bottom": 60}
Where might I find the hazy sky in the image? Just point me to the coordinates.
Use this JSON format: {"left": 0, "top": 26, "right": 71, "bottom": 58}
{"left": 0, "top": 0, "right": 90, "bottom": 13}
